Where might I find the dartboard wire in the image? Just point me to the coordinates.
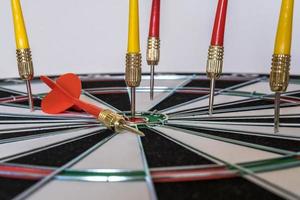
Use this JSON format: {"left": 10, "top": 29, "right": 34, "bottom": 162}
{"left": 151, "top": 126, "right": 300, "bottom": 200}
{"left": 147, "top": 74, "right": 196, "bottom": 111}
{"left": 167, "top": 122, "right": 300, "bottom": 141}
{"left": 0, "top": 85, "right": 33, "bottom": 96}
{"left": 168, "top": 118, "right": 300, "bottom": 139}
{"left": 0, "top": 127, "right": 106, "bottom": 163}
{"left": 137, "top": 132, "right": 158, "bottom": 200}
{"left": 169, "top": 113, "right": 300, "bottom": 121}
{"left": 0, "top": 104, "right": 95, "bottom": 121}
{"left": 12, "top": 132, "right": 117, "bottom": 200}
{"left": 164, "top": 124, "right": 296, "bottom": 155}
{"left": 163, "top": 76, "right": 266, "bottom": 114}
{"left": 169, "top": 119, "right": 300, "bottom": 129}
{"left": 0, "top": 125, "right": 101, "bottom": 145}
{"left": 0, "top": 122, "right": 99, "bottom": 136}
{"left": 167, "top": 91, "right": 300, "bottom": 118}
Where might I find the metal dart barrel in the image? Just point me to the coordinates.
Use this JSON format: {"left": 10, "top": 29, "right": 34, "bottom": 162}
{"left": 147, "top": 37, "right": 160, "bottom": 100}
{"left": 125, "top": 53, "right": 142, "bottom": 117}
{"left": 98, "top": 109, "right": 144, "bottom": 136}
{"left": 270, "top": 54, "right": 290, "bottom": 133}
{"left": 206, "top": 45, "right": 224, "bottom": 115}
{"left": 17, "top": 48, "right": 34, "bottom": 111}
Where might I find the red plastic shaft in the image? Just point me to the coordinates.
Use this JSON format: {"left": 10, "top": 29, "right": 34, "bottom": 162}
{"left": 210, "top": 0, "right": 228, "bottom": 46}
{"left": 148, "top": 0, "right": 160, "bottom": 37}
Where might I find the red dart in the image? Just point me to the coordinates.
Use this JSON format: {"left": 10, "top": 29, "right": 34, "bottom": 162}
{"left": 211, "top": 0, "right": 228, "bottom": 46}
{"left": 40, "top": 73, "right": 144, "bottom": 136}
{"left": 40, "top": 73, "right": 101, "bottom": 117}
{"left": 148, "top": 0, "right": 160, "bottom": 38}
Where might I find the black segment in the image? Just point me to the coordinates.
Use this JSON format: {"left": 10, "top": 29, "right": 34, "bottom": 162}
{"left": 140, "top": 128, "right": 214, "bottom": 168}
{"left": 82, "top": 80, "right": 126, "bottom": 89}
{"left": 151, "top": 92, "right": 206, "bottom": 111}
{"left": 92, "top": 92, "right": 130, "bottom": 111}
{"left": 8, "top": 129, "right": 113, "bottom": 167}
{"left": 0, "top": 127, "right": 76, "bottom": 141}
{"left": 0, "top": 90, "right": 21, "bottom": 98}
{"left": 213, "top": 99, "right": 274, "bottom": 111}
{"left": 9, "top": 98, "right": 42, "bottom": 107}
{"left": 0, "top": 177, "right": 38, "bottom": 200}
{"left": 171, "top": 125, "right": 300, "bottom": 152}
{"left": 155, "top": 178, "right": 283, "bottom": 200}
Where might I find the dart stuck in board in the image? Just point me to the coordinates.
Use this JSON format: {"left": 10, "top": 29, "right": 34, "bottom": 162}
{"left": 40, "top": 73, "right": 144, "bottom": 136}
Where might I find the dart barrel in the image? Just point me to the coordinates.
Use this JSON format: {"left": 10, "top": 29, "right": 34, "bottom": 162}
{"left": 146, "top": 37, "right": 160, "bottom": 66}
{"left": 98, "top": 109, "right": 127, "bottom": 132}
{"left": 269, "top": 54, "right": 290, "bottom": 92}
{"left": 125, "top": 53, "right": 142, "bottom": 87}
{"left": 16, "top": 48, "right": 34, "bottom": 80}
{"left": 206, "top": 45, "right": 224, "bottom": 79}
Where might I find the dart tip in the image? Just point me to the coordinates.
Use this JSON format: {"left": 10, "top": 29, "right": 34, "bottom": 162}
{"left": 25, "top": 80, "right": 34, "bottom": 112}
{"left": 122, "top": 124, "right": 145, "bottom": 136}
{"left": 274, "top": 92, "right": 280, "bottom": 133}
{"left": 130, "top": 87, "right": 136, "bottom": 117}
{"left": 208, "top": 78, "right": 215, "bottom": 116}
{"left": 150, "top": 65, "right": 155, "bottom": 100}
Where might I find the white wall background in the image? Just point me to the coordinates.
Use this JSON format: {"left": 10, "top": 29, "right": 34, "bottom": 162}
{"left": 0, "top": 0, "right": 299, "bottom": 78}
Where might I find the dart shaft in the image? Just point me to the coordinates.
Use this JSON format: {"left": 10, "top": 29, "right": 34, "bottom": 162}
{"left": 274, "top": 92, "right": 280, "bottom": 133}
{"left": 25, "top": 80, "right": 34, "bottom": 111}
{"left": 150, "top": 65, "right": 155, "bottom": 100}
{"left": 208, "top": 78, "right": 215, "bottom": 116}
{"left": 130, "top": 87, "right": 136, "bottom": 116}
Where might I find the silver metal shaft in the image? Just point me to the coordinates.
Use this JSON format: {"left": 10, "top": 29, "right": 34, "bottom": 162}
{"left": 208, "top": 78, "right": 215, "bottom": 116}
{"left": 130, "top": 87, "right": 136, "bottom": 117}
{"left": 122, "top": 124, "right": 145, "bottom": 136}
{"left": 274, "top": 92, "right": 280, "bottom": 133}
{"left": 25, "top": 80, "right": 34, "bottom": 112}
{"left": 150, "top": 65, "right": 155, "bottom": 100}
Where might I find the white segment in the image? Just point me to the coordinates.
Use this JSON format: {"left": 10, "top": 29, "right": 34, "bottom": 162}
{"left": 154, "top": 126, "right": 279, "bottom": 163}
{"left": 0, "top": 104, "right": 89, "bottom": 118}
{"left": 174, "top": 122, "right": 300, "bottom": 138}
{"left": 257, "top": 167, "right": 300, "bottom": 197}
{"left": 0, "top": 127, "right": 103, "bottom": 159}
{"left": 1, "top": 82, "right": 49, "bottom": 95}
{"left": 235, "top": 81, "right": 300, "bottom": 94}
{"left": 136, "top": 76, "right": 192, "bottom": 111}
{"left": 72, "top": 132, "right": 144, "bottom": 170}
{"left": 27, "top": 181, "right": 151, "bottom": 200}
{"left": 165, "top": 94, "right": 245, "bottom": 114}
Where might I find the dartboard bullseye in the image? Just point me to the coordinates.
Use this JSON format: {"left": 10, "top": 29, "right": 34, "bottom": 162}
{"left": 0, "top": 73, "right": 299, "bottom": 200}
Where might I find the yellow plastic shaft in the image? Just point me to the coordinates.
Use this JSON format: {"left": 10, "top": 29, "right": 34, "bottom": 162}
{"left": 11, "top": 0, "right": 30, "bottom": 49}
{"left": 274, "top": 0, "right": 294, "bottom": 55}
{"left": 127, "top": 0, "right": 140, "bottom": 53}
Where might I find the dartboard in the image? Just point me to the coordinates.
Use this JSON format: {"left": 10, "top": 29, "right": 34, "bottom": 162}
{"left": 0, "top": 73, "right": 299, "bottom": 200}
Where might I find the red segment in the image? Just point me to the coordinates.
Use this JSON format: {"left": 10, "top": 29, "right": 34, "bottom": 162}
{"left": 148, "top": 0, "right": 160, "bottom": 37}
{"left": 41, "top": 74, "right": 102, "bottom": 117}
{"left": 210, "top": 0, "right": 228, "bottom": 46}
